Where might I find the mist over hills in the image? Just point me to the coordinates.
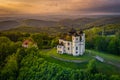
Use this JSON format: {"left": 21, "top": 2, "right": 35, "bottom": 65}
{"left": 0, "top": 15, "right": 120, "bottom": 31}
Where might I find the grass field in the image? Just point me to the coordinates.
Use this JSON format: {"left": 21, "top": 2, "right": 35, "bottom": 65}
{"left": 39, "top": 49, "right": 88, "bottom": 69}
{"left": 39, "top": 48, "right": 120, "bottom": 75}
{"left": 46, "top": 48, "right": 93, "bottom": 61}
{"left": 86, "top": 50, "right": 120, "bottom": 64}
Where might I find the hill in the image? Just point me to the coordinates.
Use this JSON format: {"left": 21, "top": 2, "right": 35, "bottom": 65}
{"left": 58, "top": 18, "right": 96, "bottom": 29}
{"left": 87, "top": 17, "right": 120, "bottom": 27}
{"left": 0, "top": 16, "right": 120, "bottom": 31}
{"left": 0, "top": 20, "right": 20, "bottom": 30}
{"left": 22, "top": 19, "right": 58, "bottom": 27}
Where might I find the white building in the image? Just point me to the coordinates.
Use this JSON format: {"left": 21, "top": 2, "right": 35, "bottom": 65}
{"left": 57, "top": 28, "right": 85, "bottom": 56}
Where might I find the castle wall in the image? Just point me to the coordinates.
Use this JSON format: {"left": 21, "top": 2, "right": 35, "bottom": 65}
{"left": 72, "top": 42, "right": 81, "bottom": 56}
{"left": 64, "top": 41, "right": 72, "bottom": 54}
{"left": 57, "top": 45, "right": 64, "bottom": 54}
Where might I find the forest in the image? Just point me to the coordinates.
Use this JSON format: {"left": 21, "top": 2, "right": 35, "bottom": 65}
{"left": 0, "top": 24, "right": 120, "bottom": 80}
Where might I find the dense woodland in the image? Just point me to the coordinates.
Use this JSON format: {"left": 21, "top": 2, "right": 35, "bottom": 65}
{"left": 85, "top": 24, "right": 120, "bottom": 55}
{"left": 0, "top": 24, "right": 120, "bottom": 80}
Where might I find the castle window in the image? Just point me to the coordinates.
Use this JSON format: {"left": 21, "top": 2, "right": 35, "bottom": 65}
{"left": 68, "top": 47, "right": 70, "bottom": 50}
{"left": 68, "top": 42, "right": 70, "bottom": 45}
{"left": 76, "top": 38, "right": 78, "bottom": 40}
{"left": 58, "top": 51, "right": 62, "bottom": 53}
{"left": 80, "top": 36, "right": 82, "bottom": 41}
{"left": 76, "top": 52, "right": 78, "bottom": 54}
{"left": 76, "top": 47, "right": 78, "bottom": 50}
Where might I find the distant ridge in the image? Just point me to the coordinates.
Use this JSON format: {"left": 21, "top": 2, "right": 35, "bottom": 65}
{"left": 0, "top": 16, "right": 120, "bottom": 31}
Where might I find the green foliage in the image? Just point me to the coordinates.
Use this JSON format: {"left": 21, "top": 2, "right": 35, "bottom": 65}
{"left": 0, "top": 32, "right": 30, "bottom": 42}
{"left": 31, "top": 33, "right": 56, "bottom": 49}
{"left": 85, "top": 27, "right": 100, "bottom": 49}
{"left": 0, "top": 54, "right": 18, "bottom": 80}
{"left": 94, "top": 36, "right": 110, "bottom": 51}
{"left": 108, "top": 37, "right": 120, "bottom": 55}
{"left": 85, "top": 25, "right": 120, "bottom": 55}
{"left": 87, "top": 59, "right": 98, "bottom": 74}
{"left": 51, "top": 37, "right": 59, "bottom": 47}
{"left": 93, "top": 73, "right": 108, "bottom": 80}
{"left": 0, "top": 47, "right": 120, "bottom": 80}
{"left": 0, "top": 37, "right": 22, "bottom": 66}
{"left": 110, "top": 75, "right": 120, "bottom": 80}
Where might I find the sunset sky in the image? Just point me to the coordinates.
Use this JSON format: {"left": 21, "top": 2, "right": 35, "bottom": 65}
{"left": 0, "top": 0, "right": 120, "bottom": 16}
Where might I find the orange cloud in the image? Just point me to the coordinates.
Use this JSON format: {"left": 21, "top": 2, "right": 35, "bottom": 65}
{"left": 0, "top": 0, "right": 120, "bottom": 16}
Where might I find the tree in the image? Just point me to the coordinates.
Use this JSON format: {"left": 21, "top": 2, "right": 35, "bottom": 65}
{"left": 1, "top": 54, "right": 18, "bottom": 80}
{"left": 94, "top": 36, "right": 110, "bottom": 52}
{"left": 85, "top": 27, "right": 101, "bottom": 49}
{"left": 0, "top": 37, "right": 22, "bottom": 69}
{"left": 51, "top": 37, "right": 59, "bottom": 47}
{"left": 108, "top": 37, "right": 120, "bottom": 55}
{"left": 110, "top": 75, "right": 120, "bottom": 80}
{"left": 87, "top": 59, "right": 98, "bottom": 74}
{"left": 0, "top": 37, "right": 12, "bottom": 65}
{"left": 31, "top": 33, "right": 54, "bottom": 49}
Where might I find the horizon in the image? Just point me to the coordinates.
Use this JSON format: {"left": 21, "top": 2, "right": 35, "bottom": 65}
{"left": 0, "top": 14, "right": 120, "bottom": 21}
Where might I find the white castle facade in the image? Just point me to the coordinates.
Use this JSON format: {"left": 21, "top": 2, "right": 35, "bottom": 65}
{"left": 57, "top": 28, "right": 85, "bottom": 56}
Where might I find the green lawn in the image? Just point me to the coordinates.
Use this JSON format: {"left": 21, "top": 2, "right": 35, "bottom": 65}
{"left": 46, "top": 48, "right": 93, "bottom": 61}
{"left": 39, "top": 48, "right": 120, "bottom": 75}
{"left": 86, "top": 49, "right": 120, "bottom": 64}
{"left": 39, "top": 49, "right": 88, "bottom": 69}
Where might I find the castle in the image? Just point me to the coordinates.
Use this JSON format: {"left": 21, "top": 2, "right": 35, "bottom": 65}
{"left": 57, "top": 28, "right": 85, "bottom": 56}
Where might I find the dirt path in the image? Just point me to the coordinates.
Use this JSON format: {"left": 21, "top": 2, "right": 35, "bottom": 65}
{"left": 51, "top": 55, "right": 120, "bottom": 68}
{"left": 105, "top": 61, "right": 120, "bottom": 68}
{"left": 50, "top": 50, "right": 120, "bottom": 68}
{"left": 51, "top": 55, "right": 87, "bottom": 63}
{"left": 87, "top": 50, "right": 120, "bottom": 68}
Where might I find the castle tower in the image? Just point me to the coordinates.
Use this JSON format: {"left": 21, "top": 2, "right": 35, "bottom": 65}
{"left": 72, "top": 30, "right": 85, "bottom": 56}
{"left": 79, "top": 31, "right": 85, "bottom": 55}
{"left": 72, "top": 33, "right": 80, "bottom": 56}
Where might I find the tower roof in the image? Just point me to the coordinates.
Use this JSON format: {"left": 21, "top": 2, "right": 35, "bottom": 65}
{"left": 73, "top": 32, "right": 79, "bottom": 36}
{"left": 78, "top": 30, "right": 83, "bottom": 35}
{"left": 69, "top": 28, "right": 76, "bottom": 34}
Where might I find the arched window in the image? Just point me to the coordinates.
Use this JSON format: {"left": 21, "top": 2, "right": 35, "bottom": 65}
{"left": 76, "top": 47, "right": 78, "bottom": 50}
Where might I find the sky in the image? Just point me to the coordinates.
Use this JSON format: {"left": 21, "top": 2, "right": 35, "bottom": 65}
{"left": 0, "top": 0, "right": 120, "bottom": 16}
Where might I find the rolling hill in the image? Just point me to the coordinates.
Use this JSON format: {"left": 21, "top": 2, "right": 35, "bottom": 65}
{"left": 22, "top": 19, "right": 58, "bottom": 27}
{"left": 0, "top": 20, "right": 20, "bottom": 30}
{"left": 0, "top": 16, "right": 120, "bottom": 31}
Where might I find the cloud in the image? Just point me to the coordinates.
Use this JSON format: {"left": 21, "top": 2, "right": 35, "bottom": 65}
{"left": 89, "top": 2, "right": 120, "bottom": 13}
{"left": 0, "top": 2, "right": 35, "bottom": 15}
{"left": 0, "top": 0, "right": 120, "bottom": 16}
{"left": 0, "top": 4, "right": 21, "bottom": 15}
{"left": 74, "top": 0, "right": 120, "bottom": 13}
